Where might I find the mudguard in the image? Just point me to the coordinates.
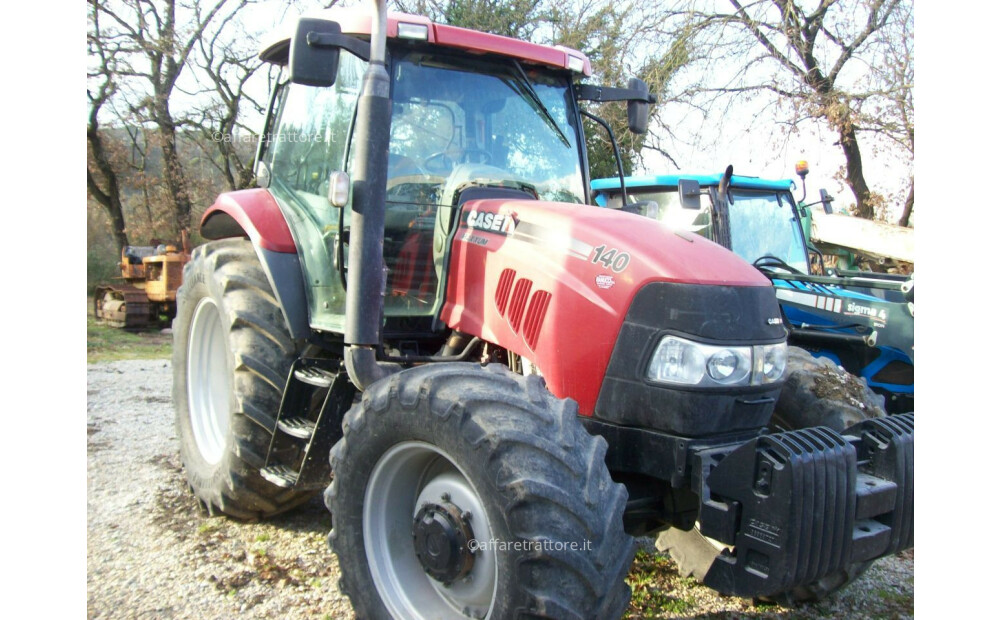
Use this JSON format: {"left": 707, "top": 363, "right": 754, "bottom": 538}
{"left": 200, "top": 189, "right": 310, "bottom": 340}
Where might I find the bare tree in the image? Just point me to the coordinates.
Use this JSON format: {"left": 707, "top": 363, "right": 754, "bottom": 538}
{"left": 91, "top": 0, "right": 249, "bottom": 237}
{"left": 862, "top": 1, "right": 913, "bottom": 225}
{"left": 88, "top": 0, "right": 131, "bottom": 253}
{"left": 668, "top": 0, "right": 913, "bottom": 220}
{"left": 186, "top": 11, "right": 267, "bottom": 191}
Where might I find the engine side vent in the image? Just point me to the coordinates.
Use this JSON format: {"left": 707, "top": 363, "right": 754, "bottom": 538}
{"left": 495, "top": 268, "right": 516, "bottom": 315}
{"left": 522, "top": 290, "right": 552, "bottom": 350}
{"left": 507, "top": 278, "right": 533, "bottom": 332}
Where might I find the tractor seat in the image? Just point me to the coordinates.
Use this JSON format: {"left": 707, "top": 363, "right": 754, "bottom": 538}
{"left": 123, "top": 246, "right": 157, "bottom": 264}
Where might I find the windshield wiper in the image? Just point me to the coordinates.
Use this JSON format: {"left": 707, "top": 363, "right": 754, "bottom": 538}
{"left": 506, "top": 60, "right": 570, "bottom": 148}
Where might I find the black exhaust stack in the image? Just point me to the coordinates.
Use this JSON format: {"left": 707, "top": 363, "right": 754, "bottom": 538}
{"left": 344, "top": 1, "right": 400, "bottom": 389}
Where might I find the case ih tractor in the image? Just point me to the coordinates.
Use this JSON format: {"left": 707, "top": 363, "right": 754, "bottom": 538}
{"left": 591, "top": 168, "right": 914, "bottom": 415}
{"left": 173, "top": 4, "right": 914, "bottom": 617}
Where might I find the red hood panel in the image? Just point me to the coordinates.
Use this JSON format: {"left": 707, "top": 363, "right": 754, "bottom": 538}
{"left": 441, "top": 200, "right": 772, "bottom": 414}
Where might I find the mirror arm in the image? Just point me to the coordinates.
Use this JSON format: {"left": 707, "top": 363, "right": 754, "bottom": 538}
{"left": 306, "top": 31, "right": 371, "bottom": 61}
{"left": 574, "top": 84, "right": 657, "bottom": 104}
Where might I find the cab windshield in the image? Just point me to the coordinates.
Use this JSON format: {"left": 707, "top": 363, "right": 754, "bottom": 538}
{"left": 387, "top": 51, "right": 585, "bottom": 207}
{"left": 728, "top": 190, "right": 809, "bottom": 273}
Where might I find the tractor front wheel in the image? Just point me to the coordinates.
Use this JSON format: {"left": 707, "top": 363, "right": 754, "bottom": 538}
{"left": 325, "top": 363, "right": 635, "bottom": 619}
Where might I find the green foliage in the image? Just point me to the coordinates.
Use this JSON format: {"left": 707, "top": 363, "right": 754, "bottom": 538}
{"left": 443, "top": 0, "right": 543, "bottom": 38}
{"left": 87, "top": 246, "right": 121, "bottom": 295}
{"left": 626, "top": 549, "right": 697, "bottom": 618}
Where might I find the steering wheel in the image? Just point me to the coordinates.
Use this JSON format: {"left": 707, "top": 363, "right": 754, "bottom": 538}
{"left": 423, "top": 149, "right": 493, "bottom": 174}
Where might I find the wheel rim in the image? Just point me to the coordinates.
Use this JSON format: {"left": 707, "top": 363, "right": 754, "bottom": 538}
{"left": 364, "top": 441, "right": 498, "bottom": 620}
{"left": 187, "top": 297, "right": 232, "bottom": 465}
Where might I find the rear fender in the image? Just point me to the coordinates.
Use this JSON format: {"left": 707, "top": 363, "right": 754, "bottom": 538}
{"left": 200, "top": 189, "right": 309, "bottom": 340}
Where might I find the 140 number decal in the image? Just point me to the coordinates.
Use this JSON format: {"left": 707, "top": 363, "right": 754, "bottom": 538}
{"left": 591, "top": 245, "right": 630, "bottom": 272}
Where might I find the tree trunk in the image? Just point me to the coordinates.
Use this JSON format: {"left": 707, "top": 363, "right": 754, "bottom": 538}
{"left": 898, "top": 179, "right": 913, "bottom": 227}
{"left": 154, "top": 99, "right": 193, "bottom": 238}
{"left": 87, "top": 129, "right": 130, "bottom": 253}
{"left": 839, "top": 122, "right": 873, "bottom": 220}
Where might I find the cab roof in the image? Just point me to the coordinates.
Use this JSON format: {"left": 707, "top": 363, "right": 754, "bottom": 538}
{"left": 259, "top": 9, "right": 592, "bottom": 76}
{"left": 591, "top": 174, "right": 794, "bottom": 193}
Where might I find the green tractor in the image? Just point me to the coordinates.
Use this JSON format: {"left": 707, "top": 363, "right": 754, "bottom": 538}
{"left": 173, "top": 4, "right": 914, "bottom": 617}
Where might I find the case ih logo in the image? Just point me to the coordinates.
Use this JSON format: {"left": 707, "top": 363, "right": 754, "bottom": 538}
{"left": 467, "top": 209, "right": 517, "bottom": 235}
{"left": 595, "top": 275, "right": 615, "bottom": 289}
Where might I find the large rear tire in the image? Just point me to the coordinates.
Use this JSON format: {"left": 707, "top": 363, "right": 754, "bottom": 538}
{"left": 172, "top": 239, "right": 313, "bottom": 519}
{"left": 658, "top": 346, "right": 885, "bottom": 602}
{"left": 325, "top": 363, "right": 635, "bottom": 619}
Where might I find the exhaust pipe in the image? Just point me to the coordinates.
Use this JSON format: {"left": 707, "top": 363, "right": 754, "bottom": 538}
{"left": 343, "top": 0, "right": 401, "bottom": 389}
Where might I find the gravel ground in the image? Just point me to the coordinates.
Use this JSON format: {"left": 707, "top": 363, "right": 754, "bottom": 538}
{"left": 87, "top": 359, "right": 913, "bottom": 619}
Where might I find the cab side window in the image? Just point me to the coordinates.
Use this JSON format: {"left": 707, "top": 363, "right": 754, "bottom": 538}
{"left": 258, "top": 54, "right": 367, "bottom": 331}
{"left": 267, "top": 55, "right": 366, "bottom": 197}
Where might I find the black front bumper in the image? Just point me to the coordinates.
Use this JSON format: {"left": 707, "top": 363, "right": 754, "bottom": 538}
{"left": 692, "top": 414, "right": 914, "bottom": 597}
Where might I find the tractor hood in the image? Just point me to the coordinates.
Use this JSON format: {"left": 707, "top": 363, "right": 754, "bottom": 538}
{"left": 440, "top": 199, "right": 779, "bottom": 415}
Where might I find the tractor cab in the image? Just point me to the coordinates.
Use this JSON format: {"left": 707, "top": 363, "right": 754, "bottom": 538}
{"left": 253, "top": 11, "right": 596, "bottom": 335}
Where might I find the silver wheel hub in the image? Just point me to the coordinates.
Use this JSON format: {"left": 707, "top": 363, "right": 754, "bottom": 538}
{"left": 186, "top": 297, "right": 232, "bottom": 465}
{"left": 364, "top": 441, "right": 497, "bottom": 619}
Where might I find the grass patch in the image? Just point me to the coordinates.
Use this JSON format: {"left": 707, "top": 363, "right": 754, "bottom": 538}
{"left": 626, "top": 549, "right": 696, "bottom": 617}
{"left": 87, "top": 298, "right": 172, "bottom": 363}
{"left": 197, "top": 522, "right": 221, "bottom": 535}
{"left": 875, "top": 586, "right": 912, "bottom": 607}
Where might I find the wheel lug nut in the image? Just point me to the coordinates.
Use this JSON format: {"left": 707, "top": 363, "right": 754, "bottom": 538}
{"left": 462, "top": 511, "right": 472, "bottom": 522}
{"left": 441, "top": 492, "right": 451, "bottom": 502}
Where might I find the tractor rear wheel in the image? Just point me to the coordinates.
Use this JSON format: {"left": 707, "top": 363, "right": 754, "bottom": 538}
{"left": 658, "top": 346, "right": 885, "bottom": 603}
{"left": 325, "top": 363, "right": 635, "bottom": 619}
{"left": 173, "top": 239, "right": 313, "bottom": 519}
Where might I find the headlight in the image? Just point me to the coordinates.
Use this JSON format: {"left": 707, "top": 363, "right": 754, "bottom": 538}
{"left": 647, "top": 335, "right": 786, "bottom": 388}
{"left": 754, "top": 342, "right": 787, "bottom": 384}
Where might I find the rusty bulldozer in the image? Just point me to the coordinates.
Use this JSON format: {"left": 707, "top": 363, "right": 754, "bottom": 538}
{"left": 94, "top": 231, "right": 191, "bottom": 329}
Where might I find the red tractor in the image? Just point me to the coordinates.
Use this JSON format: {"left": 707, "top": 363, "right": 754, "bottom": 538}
{"left": 173, "top": 3, "right": 914, "bottom": 617}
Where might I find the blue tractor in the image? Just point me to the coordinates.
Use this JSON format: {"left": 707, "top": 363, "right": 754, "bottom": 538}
{"left": 592, "top": 167, "right": 914, "bottom": 414}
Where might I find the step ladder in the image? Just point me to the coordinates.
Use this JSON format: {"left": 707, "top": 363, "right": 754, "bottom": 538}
{"left": 259, "top": 358, "right": 356, "bottom": 489}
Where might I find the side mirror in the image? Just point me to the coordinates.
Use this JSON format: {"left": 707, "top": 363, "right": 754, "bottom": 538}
{"left": 289, "top": 18, "right": 342, "bottom": 87}
{"left": 678, "top": 179, "right": 702, "bottom": 210}
{"left": 819, "top": 188, "right": 834, "bottom": 214}
{"left": 254, "top": 161, "right": 271, "bottom": 188}
{"left": 627, "top": 77, "right": 650, "bottom": 134}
